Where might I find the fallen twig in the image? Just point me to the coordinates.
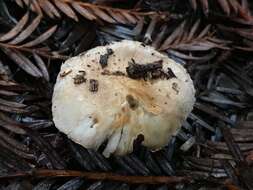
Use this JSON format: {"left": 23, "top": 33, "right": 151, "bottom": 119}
{"left": 0, "top": 169, "right": 192, "bottom": 185}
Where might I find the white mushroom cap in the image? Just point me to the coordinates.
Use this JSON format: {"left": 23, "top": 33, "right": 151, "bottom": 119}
{"left": 52, "top": 40, "right": 195, "bottom": 157}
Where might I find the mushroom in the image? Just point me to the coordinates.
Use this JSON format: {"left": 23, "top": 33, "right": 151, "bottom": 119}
{"left": 52, "top": 40, "right": 195, "bottom": 157}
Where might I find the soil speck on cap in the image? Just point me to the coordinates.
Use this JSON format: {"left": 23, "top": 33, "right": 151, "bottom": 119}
{"left": 126, "top": 94, "right": 139, "bottom": 110}
{"left": 93, "top": 118, "right": 98, "bottom": 123}
{"left": 101, "top": 70, "right": 110, "bottom": 75}
{"left": 73, "top": 74, "right": 86, "bottom": 84}
{"left": 172, "top": 82, "right": 179, "bottom": 94}
{"left": 78, "top": 70, "right": 86, "bottom": 75}
{"left": 99, "top": 48, "right": 114, "bottom": 68}
{"left": 89, "top": 79, "right": 99, "bottom": 92}
{"left": 112, "top": 71, "right": 125, "bottom": 76}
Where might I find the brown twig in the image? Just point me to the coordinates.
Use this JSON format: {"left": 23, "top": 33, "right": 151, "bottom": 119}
{"left": 53, "top": 0, "right": 173, "bottom": 17}
{"left": 220, "top": 124, "right": 245, "bottom": 164}
{"left": 0, "top": 169, "right": 192, "bottom": 185}
{"left": 0, "top": 43, "right": 69, "bottom": 60}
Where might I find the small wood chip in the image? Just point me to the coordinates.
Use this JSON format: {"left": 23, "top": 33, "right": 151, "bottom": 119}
{"left": 126, "top": 59, "right": 163, "bottom": 79}
{"left": 99, "top": 48, "right": 114, "bottom": 68}
{"left": 101, "top": 70, "right": 125, "bottom": 76}
{"left": 167, "top": 68, "right": 176, "bottom": 78}
{"left": 60, "top": 69, "right": 72, "bottom": 77}
{"left": 126, "top": 59, "right": 175, "bottom": 80}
